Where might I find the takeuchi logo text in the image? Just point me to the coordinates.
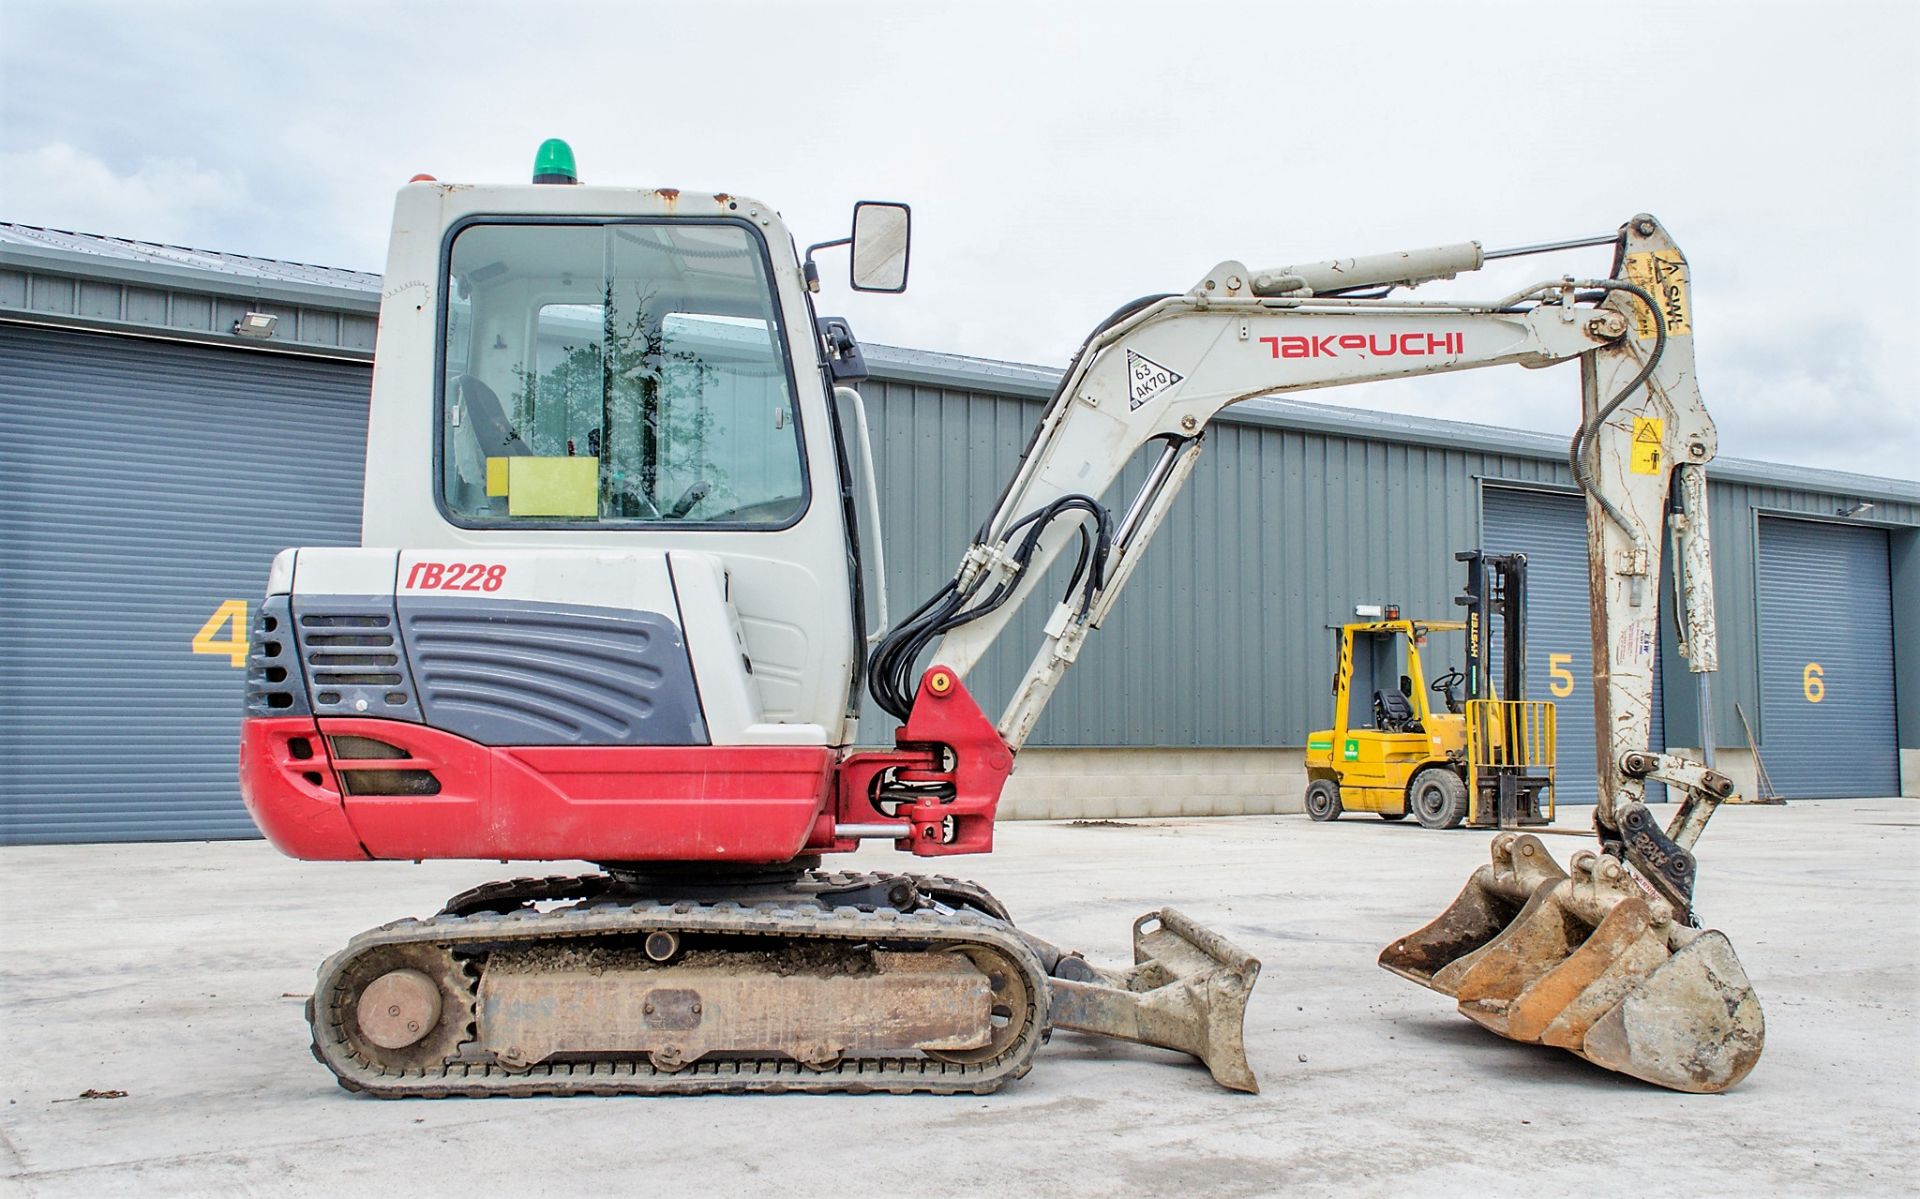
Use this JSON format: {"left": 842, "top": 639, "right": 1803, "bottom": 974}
{"left": 1259, "top": 332, "right": 1465, "bottom": 359}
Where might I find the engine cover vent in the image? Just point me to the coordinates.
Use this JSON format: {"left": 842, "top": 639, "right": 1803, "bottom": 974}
{"left": 290, "top": 595, "right": 423, "bottom": 723}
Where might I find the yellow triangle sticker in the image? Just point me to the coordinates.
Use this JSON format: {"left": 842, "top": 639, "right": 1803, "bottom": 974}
{"left": 1631, "top": 417, "right": 1665, "bottom": 474}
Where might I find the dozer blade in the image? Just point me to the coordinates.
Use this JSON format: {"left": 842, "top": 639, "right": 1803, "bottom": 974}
{"left": 1381, "top": 833, "right": 1763, "bottom": 1093}
{"left": 1026, "top": 908, "right": 1262, "bottom": 1093}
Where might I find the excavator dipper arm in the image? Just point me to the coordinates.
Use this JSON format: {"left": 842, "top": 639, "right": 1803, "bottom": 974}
{"left": 1373, "top": 220, "right": 1763, "bottom": 1093}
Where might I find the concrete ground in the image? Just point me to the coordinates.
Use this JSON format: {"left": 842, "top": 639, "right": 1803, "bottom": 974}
{"left": 1, "top": 800, "right": 1914, "bottom": 1198}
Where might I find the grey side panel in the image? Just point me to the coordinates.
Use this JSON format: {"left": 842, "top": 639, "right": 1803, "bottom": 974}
{"left": 397, "top": 598, "right": 709, "bottom": 747}
{"left": 0, "top": 324, "right": 368, "bottom": 845}
{"left": 290, "top": 594, "right": 423, "bottom": 722}
{"left": 1483, "top": 487, "right": 1666, "bottom": 806}
{"left": 1756, "top": 518, "right": 1898, "bottom": 797}
{"left": 244, "top": 594, "right": 309, "bottom": 717}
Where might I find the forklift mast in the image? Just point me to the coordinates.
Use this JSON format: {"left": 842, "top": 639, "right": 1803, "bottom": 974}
{"left": 1456, "top": 550, "right": 1528, "bottom": 704}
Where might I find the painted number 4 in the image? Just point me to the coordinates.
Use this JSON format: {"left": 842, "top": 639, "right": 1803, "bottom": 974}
{"left": 192, "top": 599, "right": 249, "bottom": 668}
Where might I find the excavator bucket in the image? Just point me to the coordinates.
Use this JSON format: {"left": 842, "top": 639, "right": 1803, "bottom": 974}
{"left": 1381, "top": 833, "right": 1763, "bottom": 1093}
{"left": 1026, "top": 909, "right": 1262, "bottom": 1093}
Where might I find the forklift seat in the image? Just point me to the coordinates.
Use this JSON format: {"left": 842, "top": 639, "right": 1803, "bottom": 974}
{"left": 1373, "top": 689, "right": 1422, "bottom": 733}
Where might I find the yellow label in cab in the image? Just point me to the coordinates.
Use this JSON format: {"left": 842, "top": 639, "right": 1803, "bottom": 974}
{"left": 507, "top": 456, "right": 600, "bottom": 517}
{"left": 1624, "top": 250, "right": 1690, "bottom": 339}
{"left": 1631, "top": 416, "right": 1665, "bottom": 474}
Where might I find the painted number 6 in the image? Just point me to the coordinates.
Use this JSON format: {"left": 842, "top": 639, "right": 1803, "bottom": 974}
{"left": 1802, "top": 662, "right": 1824, "bottom": 704}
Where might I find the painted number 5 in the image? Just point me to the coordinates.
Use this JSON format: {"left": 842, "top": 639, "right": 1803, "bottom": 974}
{"left": 1803, "top": 662, "right": 1824, "bottom": 704}
{"left": 1548, "top": 653, "right": 1576, "bottom": 698}
{"left": 192, "top": 599, "right": 249, "bottom": 668}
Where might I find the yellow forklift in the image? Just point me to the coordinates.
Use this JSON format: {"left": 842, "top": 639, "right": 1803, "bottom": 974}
{"left": 1304, "top": 551, "right": 1555, "bottom": 829}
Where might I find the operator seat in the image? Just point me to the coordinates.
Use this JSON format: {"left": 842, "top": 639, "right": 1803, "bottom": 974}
{"left": 455, "top": 374, "right": 533, "bottom": 457}
{"left": 1373, "top": 689, "right": 1422, "bottom": 734}
{"left": 447, "top": 374, "right": 532, "bottom": 514}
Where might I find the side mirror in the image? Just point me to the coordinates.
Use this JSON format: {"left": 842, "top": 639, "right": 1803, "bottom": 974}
{"left": 849, "top": 201, "right": 910, "bottom": 293}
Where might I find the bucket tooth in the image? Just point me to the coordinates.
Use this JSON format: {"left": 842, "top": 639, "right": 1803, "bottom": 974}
{"left": 1027, "top": 908, "right": 1262, "bottom": 1093}
{"left": 1382, "top": 835, "right": 1764, "bottom": 1093}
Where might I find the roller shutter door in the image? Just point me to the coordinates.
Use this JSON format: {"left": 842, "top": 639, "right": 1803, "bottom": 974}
{"left": 1756, "top": 517, "right": 1897, "bottom": 797}
{"left": 1482, "top": 487, "right": 1665, "bottom": 806}
{"left": 0, "top": 325, "right": 368, "bottom": 843}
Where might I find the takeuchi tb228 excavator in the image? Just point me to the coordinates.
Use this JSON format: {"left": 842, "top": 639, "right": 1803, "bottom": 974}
{"left": 241, "top": 140, "right": 1760, "bottom": 1097}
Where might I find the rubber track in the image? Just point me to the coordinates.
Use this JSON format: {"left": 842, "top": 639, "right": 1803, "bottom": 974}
{"left": 311, "top": 895, "right": 1049, "bottom": 1098}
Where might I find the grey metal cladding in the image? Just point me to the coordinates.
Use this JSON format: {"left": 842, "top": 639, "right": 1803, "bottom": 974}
{"left": 291, "top": 594, "right": 424, "bottom": 723}
{"left": 396, "top": 598, "right": 709, "bottom": 747}
{"left": 245, "top": 594, "right": 309, "bottom": 716}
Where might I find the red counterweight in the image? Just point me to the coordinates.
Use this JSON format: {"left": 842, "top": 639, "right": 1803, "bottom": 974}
{"left": 242, "top": 668, "right": 1012, "bottom": 865}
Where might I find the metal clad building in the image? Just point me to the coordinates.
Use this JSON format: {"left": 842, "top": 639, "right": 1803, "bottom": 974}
{"left": 3, "top": 224, "right": 1916, "bottom": 843}
{"left": 1, "top": 227, "right": 378, "bottom": 844}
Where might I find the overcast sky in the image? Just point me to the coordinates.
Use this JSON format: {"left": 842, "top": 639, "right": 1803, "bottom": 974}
{"left": 3, "top": 0, "right": 1915, "bottom": 480}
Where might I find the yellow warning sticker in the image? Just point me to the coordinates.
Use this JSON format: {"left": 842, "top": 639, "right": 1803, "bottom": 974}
{"left": 1624, "top": 250, "right": 1691, "bottom": 339}
{"left": 1631, "top": 417, "right": 1665, "bottom": 474}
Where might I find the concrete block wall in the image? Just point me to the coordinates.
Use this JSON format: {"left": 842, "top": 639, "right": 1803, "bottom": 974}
{"left": 997, "top": 747, "right": 1306, "bottom": 820}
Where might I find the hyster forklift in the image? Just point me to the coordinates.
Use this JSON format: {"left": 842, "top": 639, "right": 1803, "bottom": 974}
{"left": 1305, "top": 551, "right": 1555, "bottom": 830}
{"left": 241, "top": 140, "right": 1761, "bottom": 1097}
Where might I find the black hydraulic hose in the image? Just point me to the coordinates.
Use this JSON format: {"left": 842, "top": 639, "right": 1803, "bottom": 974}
{"left": 868, "top": 494, "right": 1113, "bottom": 722}
{"left": 1568, "top": 278, "right": 1667, "bottom": 541}
{"left": 972, "top": 294, "right": 1176, "bottom": 545}
{"left": 872, "top": 295, "right": 1164, "bottom": 723}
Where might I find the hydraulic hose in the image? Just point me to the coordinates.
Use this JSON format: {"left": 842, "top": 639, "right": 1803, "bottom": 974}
{"left": 868, "top": 495, "right": 1112, "bottom": 723}
{"left": 1569, "top": 278, "right": 1667, "bottom": 543}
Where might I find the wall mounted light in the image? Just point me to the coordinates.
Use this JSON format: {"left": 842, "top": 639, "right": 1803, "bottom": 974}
{"left": 1837, "top": 501, "right": 1875, "bottom": 518}
{"left": 233, "top": 312, "right": 279, "bottom": 338}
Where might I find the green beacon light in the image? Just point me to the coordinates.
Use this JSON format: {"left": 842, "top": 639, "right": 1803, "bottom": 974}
{"left": 532, "top": 138, "right": 578, "bottom": 185}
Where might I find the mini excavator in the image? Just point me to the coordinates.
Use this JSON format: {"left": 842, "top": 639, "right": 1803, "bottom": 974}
{"left": 241, "top": 140, "right": 1760, "bottom": 1097}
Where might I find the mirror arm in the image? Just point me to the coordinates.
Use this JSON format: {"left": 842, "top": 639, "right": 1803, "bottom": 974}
{"left": 802, "top": 237, "right": 853, "bottom": 294}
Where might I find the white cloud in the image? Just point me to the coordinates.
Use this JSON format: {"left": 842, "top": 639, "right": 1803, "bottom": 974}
{"left": 1, "top": 143, "right": 253, "bottom": 248}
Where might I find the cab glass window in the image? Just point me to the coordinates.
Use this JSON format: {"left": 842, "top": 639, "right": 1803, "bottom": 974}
{"left": 441, "top": 220, "right": 805, "bottom": 526}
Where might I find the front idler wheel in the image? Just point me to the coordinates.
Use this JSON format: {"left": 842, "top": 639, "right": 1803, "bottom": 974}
{"left": 926, "top": 945, "right": 1032, "bottom": 1066}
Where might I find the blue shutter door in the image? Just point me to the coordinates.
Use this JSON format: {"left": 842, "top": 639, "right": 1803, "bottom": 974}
{"left": 0, "top": 325, "right": 369, "bottom": 843}
{"left": 1755, "top": 517, "right": 1897, "bottom": 798}
{"left": 1482, "top": 486, "right": 1666, "bottom": 806}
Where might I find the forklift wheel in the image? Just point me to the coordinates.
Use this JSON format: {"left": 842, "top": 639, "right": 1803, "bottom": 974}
{"left": 1410, "top": 768, "right": 1468, "bottom": 830}
{"left": 1305, "top": 779, "right": 1343, "bottom": 822}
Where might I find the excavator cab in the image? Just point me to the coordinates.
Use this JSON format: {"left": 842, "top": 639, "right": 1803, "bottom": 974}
{"left": 1304, "top": 554, "right": 1554, "bottom": 830}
